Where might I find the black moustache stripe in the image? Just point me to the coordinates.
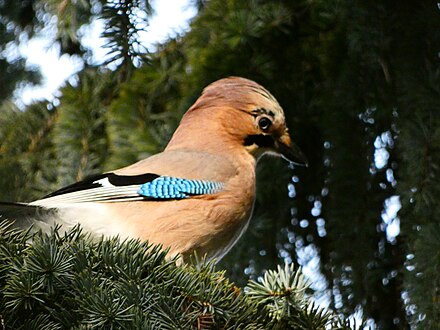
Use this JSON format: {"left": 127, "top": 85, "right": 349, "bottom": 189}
{"left": 244, "top": 134, "right": 274, "bottom": 148}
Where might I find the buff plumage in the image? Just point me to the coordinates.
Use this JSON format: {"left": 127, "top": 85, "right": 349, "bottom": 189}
{"left": 0, "top": 77, "right": 307, "bottom": 262}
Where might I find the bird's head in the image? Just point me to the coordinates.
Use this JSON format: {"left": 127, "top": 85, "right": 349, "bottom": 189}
{"left": 168, "top": 77, "right": 307, "bottom": 166}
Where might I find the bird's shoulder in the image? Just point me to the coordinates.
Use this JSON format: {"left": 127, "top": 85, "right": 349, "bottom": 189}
{"left": 114, "top": 149, "right": 238, "bottom": 182}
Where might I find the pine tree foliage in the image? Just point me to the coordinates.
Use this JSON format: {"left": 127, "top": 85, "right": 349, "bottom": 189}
{"left": 105, "top": 40, "right": 185, "bottom": 169}
{"left": 0, "top": 223, "right": 358, "bottom": 329}
{"left": 0, "top": 101, "right": 57, "bottom": 201}
{"left": 41, "top": 0, "right": 94, "bottom": 55}
{"left": 397, "top": 68, "right": 440, "bottom": 328}
{"left": 101, "top": 0, "right": 153, "bottom": 79}
{"left": 53, "top": 68, "right": 111, "bottom": 185}
{"left": 0, "top": 0, "right": 41, "bottom": 101}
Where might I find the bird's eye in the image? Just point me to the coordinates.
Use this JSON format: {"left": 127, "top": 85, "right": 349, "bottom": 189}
{"left": 258, "top": 117, "right": 272, "bottom": 131}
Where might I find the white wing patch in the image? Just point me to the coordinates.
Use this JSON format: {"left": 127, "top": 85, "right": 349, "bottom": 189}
{"left": 30, "top": 185, "right": 144, "bottom": 207}
{"left": 94, "top": 177, "right": 113, "bottom": 188}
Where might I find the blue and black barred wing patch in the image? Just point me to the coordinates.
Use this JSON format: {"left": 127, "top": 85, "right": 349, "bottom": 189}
{"left": 33, "top": 173, "right": 224, "bottom": 205}
{"left": 138, "top": 176, "right": 224, "bottom": 199}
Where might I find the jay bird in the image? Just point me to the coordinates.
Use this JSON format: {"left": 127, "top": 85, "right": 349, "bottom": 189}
{"left": 0, "top": 77, "right": 307, "bottom": 262}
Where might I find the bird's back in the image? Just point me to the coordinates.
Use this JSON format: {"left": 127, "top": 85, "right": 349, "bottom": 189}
{"left": 114, "top": 149, "right": 238, "bottom": 181}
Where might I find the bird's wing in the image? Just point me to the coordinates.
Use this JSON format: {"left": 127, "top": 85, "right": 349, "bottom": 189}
{"left": 30, "top": 172, "right": 224, "bottom": 206}
{"left": 30, "top": 150, "right": 235, "bottom": 207}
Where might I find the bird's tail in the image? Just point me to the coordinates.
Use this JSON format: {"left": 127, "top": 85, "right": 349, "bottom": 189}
{"left": 0, "top": 201, "right": 57, "bottom": 231}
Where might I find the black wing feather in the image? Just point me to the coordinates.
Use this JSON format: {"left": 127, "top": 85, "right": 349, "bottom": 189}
{"left": 0, "top": 201, "right": 57, "bottom": 229}
{"left": 44, "top": 173, "right": 160, "bottom": 199}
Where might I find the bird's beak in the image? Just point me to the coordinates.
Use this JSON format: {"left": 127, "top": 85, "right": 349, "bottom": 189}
{"left": 275, "top": 132, "right": 308, "bottom": 166}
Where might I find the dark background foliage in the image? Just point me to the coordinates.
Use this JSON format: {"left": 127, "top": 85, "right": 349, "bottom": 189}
{"left": 0, "top": 0, "right": 439, "bottom": 328}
